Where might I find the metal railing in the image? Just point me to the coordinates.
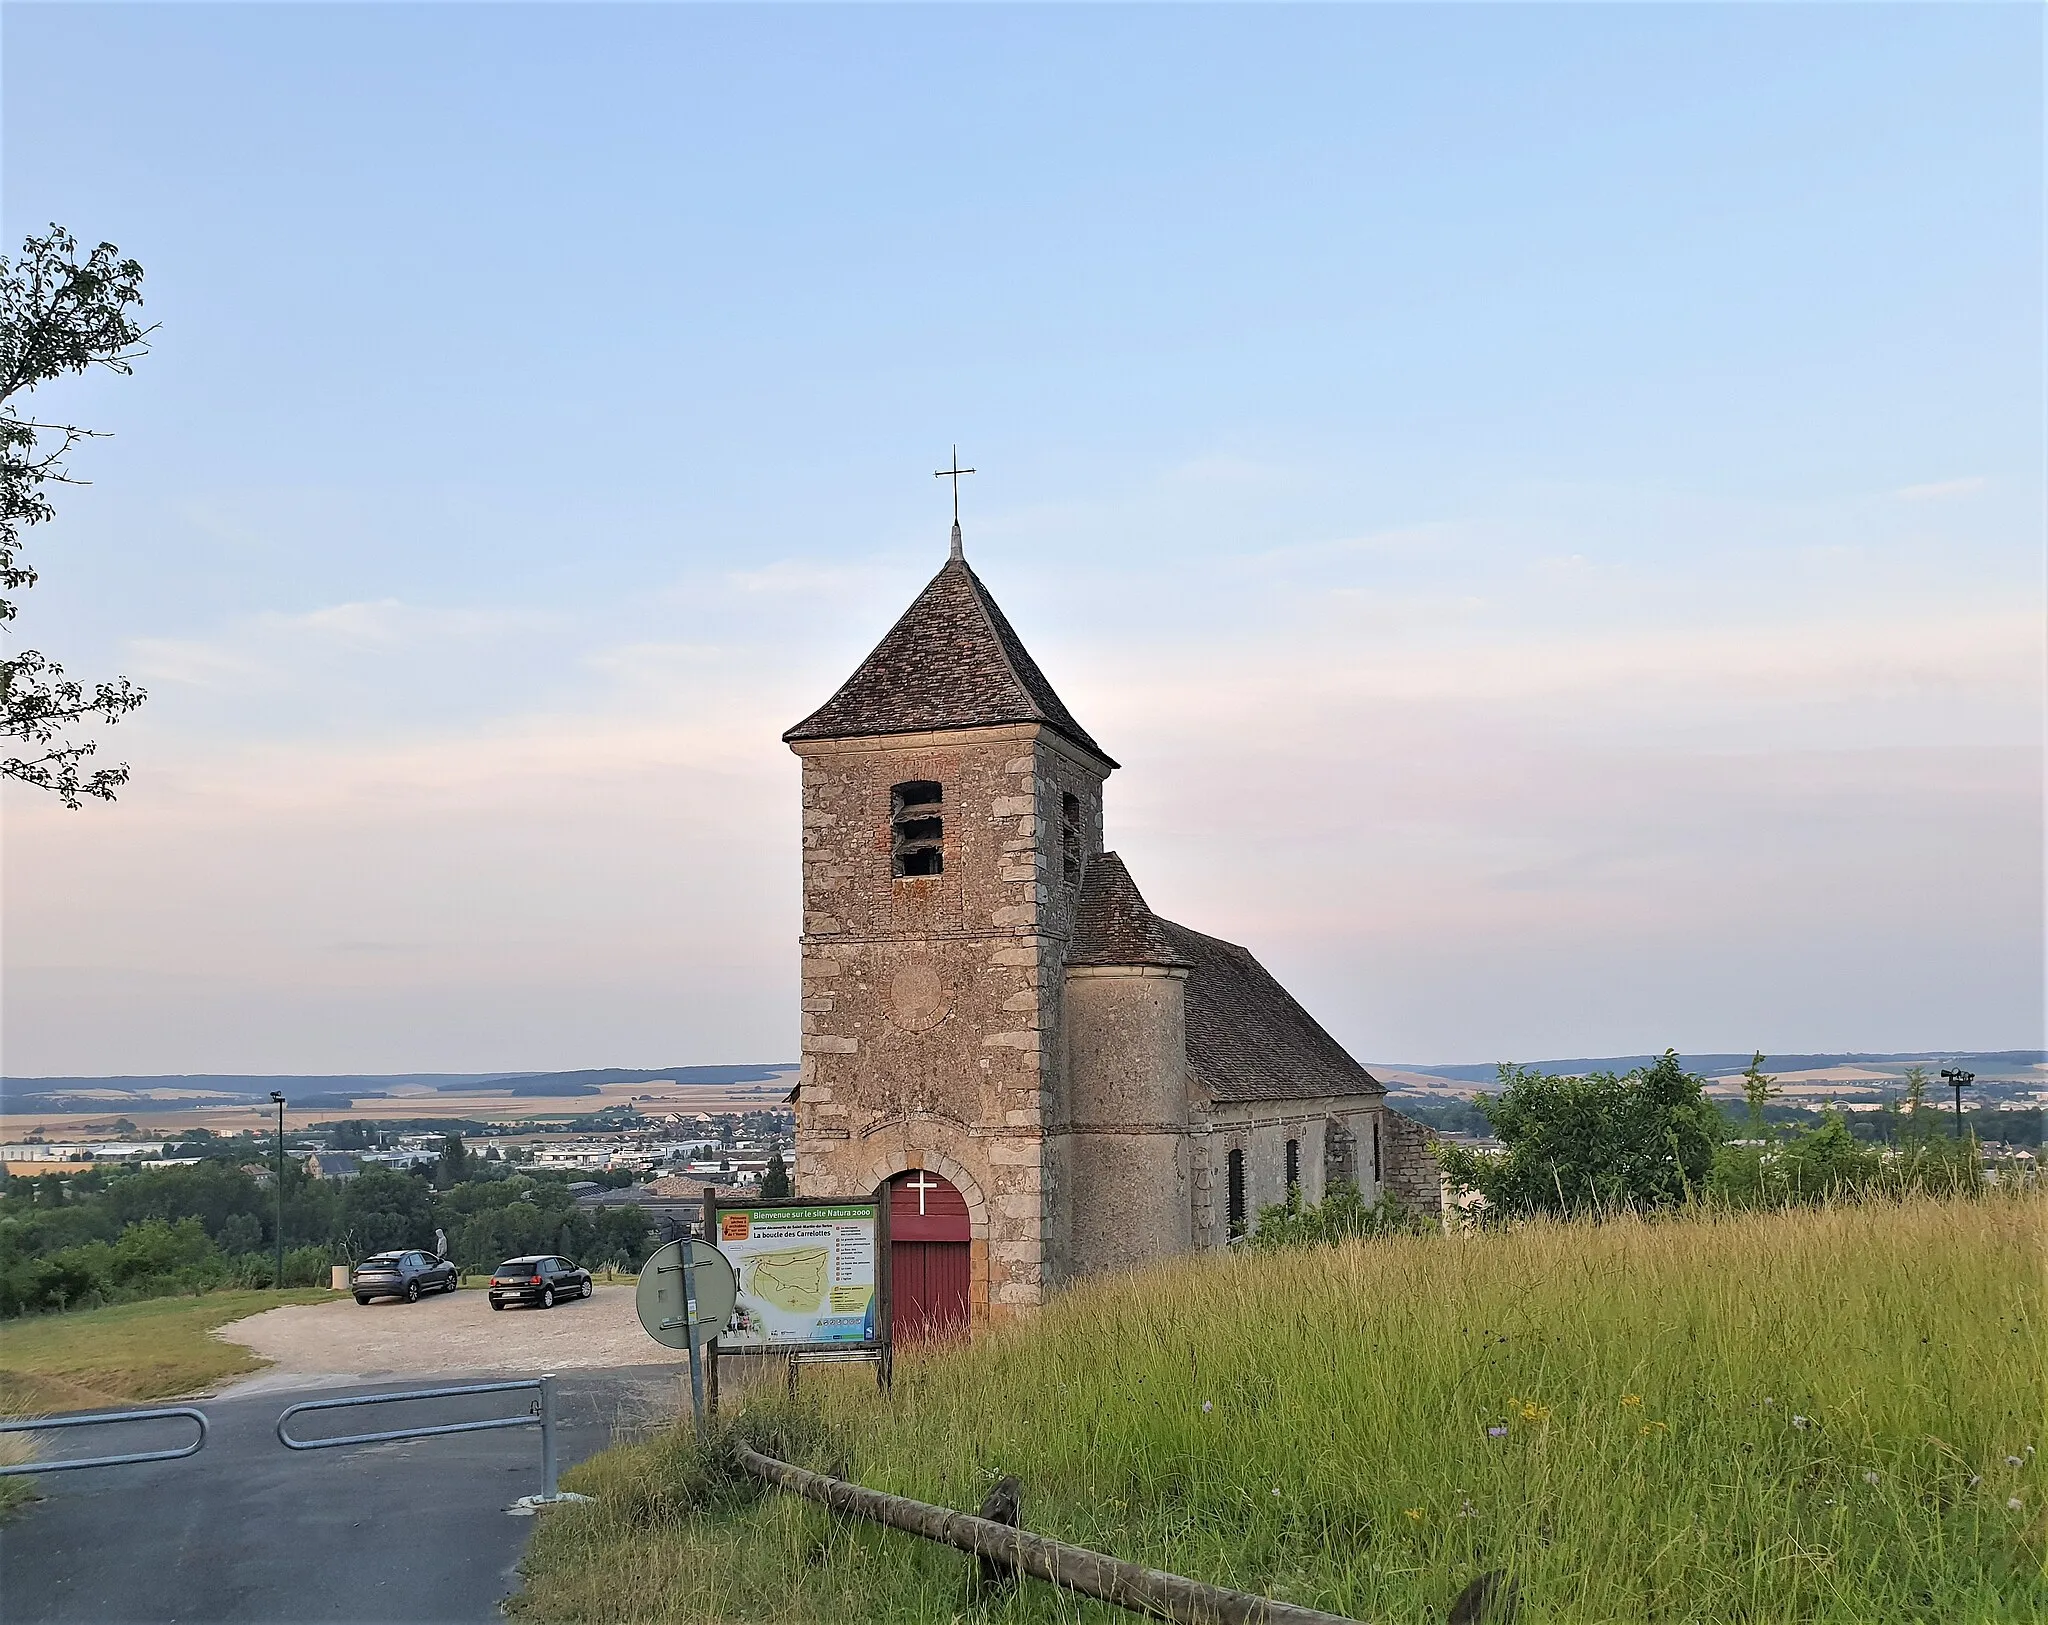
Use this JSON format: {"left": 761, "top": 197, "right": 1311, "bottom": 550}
{"left": 275, "top": 1374, "right": 581, "bottom": 1507}
{"left": 0, "top": 1406, "right": 209, "bottom": 1477}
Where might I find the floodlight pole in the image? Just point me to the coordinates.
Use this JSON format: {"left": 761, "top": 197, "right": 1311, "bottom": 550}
{"left": 270, "top": 1092, "right": 286, "bottom": 1289}
{"left": 1939, "top": 1068, "right": 1974, "bottom": 1139}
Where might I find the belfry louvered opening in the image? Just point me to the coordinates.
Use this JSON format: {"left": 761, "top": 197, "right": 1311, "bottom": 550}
{"left": 1061, "top": 792, "right": 1082, "bottom": 887}
{"left": 891, "top": 781, "right": 944, "bottom": 878}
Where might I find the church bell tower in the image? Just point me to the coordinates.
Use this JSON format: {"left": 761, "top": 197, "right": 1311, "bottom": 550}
{"left": 781, "top": 517, "right": 1115, "bottom": 1327}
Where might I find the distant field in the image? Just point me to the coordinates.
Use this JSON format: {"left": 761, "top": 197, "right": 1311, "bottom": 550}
{"left": 520, "top": 1195, "right": 2043, "bottom": 1623}
{"left": 0, "top": 1074, "right": 797, "bottom": 1139}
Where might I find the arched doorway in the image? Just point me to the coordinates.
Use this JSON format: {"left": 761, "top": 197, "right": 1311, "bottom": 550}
{"left": 886, "top": 1169, "right": 971, "bottom": 1343}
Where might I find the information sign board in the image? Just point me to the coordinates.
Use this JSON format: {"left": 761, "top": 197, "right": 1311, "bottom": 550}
{"left": 715, "top": 1201, "right": 879, "bottom": 1349}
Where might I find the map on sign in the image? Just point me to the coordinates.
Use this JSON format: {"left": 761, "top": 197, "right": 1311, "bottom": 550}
{"left": 717, "top": 1203, "right": 877, "bottom": 1348}
{"left": 745, "top": 1246, "right": 829, "bottom": 1312}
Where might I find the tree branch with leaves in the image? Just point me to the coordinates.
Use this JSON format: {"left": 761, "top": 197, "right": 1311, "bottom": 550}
{"left": 1, "top": 225, "right": 153, "bottom": 806}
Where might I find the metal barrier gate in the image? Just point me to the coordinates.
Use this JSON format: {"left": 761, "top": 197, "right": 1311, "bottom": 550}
{"left": 274, "top": 1373, "right": 585, "bottom": 1510}
{"left": 0, "top": 1406, "right": 209, "bottom": 1477}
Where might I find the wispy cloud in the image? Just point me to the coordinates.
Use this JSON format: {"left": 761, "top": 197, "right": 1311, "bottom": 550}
{"left": 129, "top": 638, "right": 267, "bottom": 689}
{"left": 256, "top": 599, "right": 554, "bottom": 647}
{"left": 724, "top": 560, "right": 884, "bottom": 596}
{"left": 1894, "top": 476, "right": 1986, "bottom": 502}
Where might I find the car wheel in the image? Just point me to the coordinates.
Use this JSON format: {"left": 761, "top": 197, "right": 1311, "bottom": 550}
{"left": 581, "top": 1280, "right": 592, "bottom": 1299}
{"left": 443, "top": 1277, "right": 458, "bottom": 1294}
{"left": 355, "top": 1295, "right": 371, "bottom": 1306}
{"left": 490, "top": 1299, "right": 504, "bottom": 1311}
{"left": 542, "top": 1286, "right": 555, "bottom": 1309}
{"left": 406, "top": 1281, "right": 421, "bottom": 1303}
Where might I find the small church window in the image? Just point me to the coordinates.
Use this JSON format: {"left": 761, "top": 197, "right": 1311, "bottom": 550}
{"left": 1285, "top": 1138, "right": 1300, "bottom": 1193}
{"left": 891, "top": 781, "right": 944, "bottom": 878}
{"left": 1226, "top": 1147, "right": 1247, "bottom": 1240}
{"left": 1061, "top": 792, "right": 1082, "bottom": 887}
{"left": 1372, "top": 1118, "right": 1381, "bottom": 1184}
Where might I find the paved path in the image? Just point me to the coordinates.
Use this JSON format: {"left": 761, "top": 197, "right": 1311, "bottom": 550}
{"left": 219, "top": 1284, "right": 690, "bottom": 1394}
{"left": 0, "top": 1366, "right": 684, "bottom": 1624}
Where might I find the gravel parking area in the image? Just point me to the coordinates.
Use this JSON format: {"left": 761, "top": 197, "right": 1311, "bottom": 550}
{"left": 213, "top": 1284, "right": 687, "bottom": 1395}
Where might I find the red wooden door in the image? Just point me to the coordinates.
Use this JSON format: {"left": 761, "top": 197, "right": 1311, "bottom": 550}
{"left": 888, "top": 1170, "right": 970, "bottom": 1344}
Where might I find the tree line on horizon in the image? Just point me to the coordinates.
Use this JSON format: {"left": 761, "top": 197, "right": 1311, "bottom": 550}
{"left": 0, "top": 1138, "right": 655, "bottom": 1317}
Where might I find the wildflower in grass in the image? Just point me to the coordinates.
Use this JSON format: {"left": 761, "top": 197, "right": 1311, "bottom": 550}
{"left": 1201, "top": 1401, "right": 1212, "bottom": 1414}
{"left": 1970, "top": 1475, "right": 1983, "bottom": 1488}
{"left": 1792, "top": 1415, "right": 1810, "bottom": 1430}
{"left": 1272, "top": 1488, "right": 1281, "bottom": 1498}
{"left": 1512, "top": 1400, "right": 1552, "bottom": 1422}
{"left": 2007, "top": 1456, "right": 2024, "bottom": 1467}
{"left": 1403, "top": 1507, "right": 1424, "bottom": 1522}
{"left": 2010, "top": 1497, "right": 2025, "bottom": 1512}
{"left": 1457, "top": 1497, "right": 1477, "bottom": 1518}
{"left": 1863, "top": 1471, "right": 1880, "bottom": 1486}
{"left": 1486, "top": 1425, "right": 1508, "bottom": 1439}
{"left": 1639, "top": 1422, "right": 1667, "bottom": 1436}
{"left": 1621, "top": 1394, "right": 1643, "bottom": 1408}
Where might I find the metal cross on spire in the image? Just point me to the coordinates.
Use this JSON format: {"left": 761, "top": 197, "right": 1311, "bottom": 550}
{"left": 934, "top": 446, "right": 976, "bottom": 560}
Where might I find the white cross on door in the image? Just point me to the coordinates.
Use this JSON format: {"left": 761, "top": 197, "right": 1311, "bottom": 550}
{"left": 904, "top": 1170, "right": 940, "bottom": 1215}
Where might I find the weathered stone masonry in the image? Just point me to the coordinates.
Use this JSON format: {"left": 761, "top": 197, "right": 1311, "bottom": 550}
{"left": 784, "top": 538, "right": 1445, "bottom": 1329}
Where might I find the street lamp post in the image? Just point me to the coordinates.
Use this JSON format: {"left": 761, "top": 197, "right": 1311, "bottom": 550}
{"left": 1938, "top": 1067, "right": 1974, "bottom": 1140}
{"left": 270, "top": 1092, "right": 286, "bottom": 1290}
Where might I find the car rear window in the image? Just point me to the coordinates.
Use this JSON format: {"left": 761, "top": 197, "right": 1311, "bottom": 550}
{"left": 494, "top": 1264, "right": 538, "bottom": 1280}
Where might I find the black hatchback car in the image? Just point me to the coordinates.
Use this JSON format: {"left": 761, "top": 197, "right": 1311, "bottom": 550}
{"left": 351, "top": 1249, "right": 458, "bottom": 1304}
{"left": 488, "top": 1255, "right": 592, "bottom": 1310}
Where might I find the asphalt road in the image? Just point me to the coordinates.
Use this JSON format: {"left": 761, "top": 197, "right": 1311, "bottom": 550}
{"left": 0, "top": 1365, "right": 685, "bottom": 1625}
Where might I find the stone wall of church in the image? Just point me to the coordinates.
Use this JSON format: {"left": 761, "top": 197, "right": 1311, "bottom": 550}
{"left": 1380, "top": 1109, "right": 1446, "bottom": 1223}
{"left": 1196, "top": 1095, "right": 1382, "bottom": 1247}
{"left": 788, "top": 722, "right": 1110, "bottom": 1321}
{"left": 1062, "top": 964, "right": 1192, "bottom": 1275}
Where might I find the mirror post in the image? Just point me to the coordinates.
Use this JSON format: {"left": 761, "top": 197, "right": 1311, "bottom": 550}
{"left": 269, "top": 1092, "right": 286, "bottom": 1290}
{"left": 681, "top": 1237, "right": 707, "bottom": 1435}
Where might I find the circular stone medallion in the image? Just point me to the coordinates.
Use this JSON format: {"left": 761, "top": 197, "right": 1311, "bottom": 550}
{"left": 888, "top": 960, "right": 950, "bottom": 1032}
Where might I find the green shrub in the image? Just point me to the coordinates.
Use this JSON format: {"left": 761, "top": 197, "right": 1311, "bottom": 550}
{"left": 1248, "top": 1182, "right": 1429, "bottom": 1250}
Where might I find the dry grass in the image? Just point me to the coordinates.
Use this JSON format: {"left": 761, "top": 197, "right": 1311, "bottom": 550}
{"left": 518, "top": 1194, "right": 2046, "bottom": 1623}
{"left": 0, "top": 1288, "right": 334, "bottom": 1413}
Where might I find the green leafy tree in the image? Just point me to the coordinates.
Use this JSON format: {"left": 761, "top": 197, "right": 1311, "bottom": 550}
{"left": 1774, "top": 1109, "right": 1882, "bottom": 1199}
{"left": 1, "top": 226, "right": 152, "bottom": 805}
{"left": 433, "top": 1134, "right": 470, "bottom": 1190}
{"left": 762, "top": 1147, "right": 791, "bottom": 1199}
{"left": 1900, "top": 1065, "right": 1933, "bottom": 1147}
{"left": 1435, "top": 1051, "right": 1720, "bottom": 1220}
{"left": 1740, "top": 1051, "right": 1779, "bottom": 1138}
{"left": 339, "top": 1169, "right": 437, "bottom": 1255}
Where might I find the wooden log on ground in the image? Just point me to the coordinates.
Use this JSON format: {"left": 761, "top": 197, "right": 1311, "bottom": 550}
{"left": 734, "top": 1446, "right": 1365, "bottom": 1625}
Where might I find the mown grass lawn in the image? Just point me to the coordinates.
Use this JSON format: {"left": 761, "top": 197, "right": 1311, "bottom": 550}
{"left": 0, "top": 1287, "right": 335, "bottom": 1414}
{"left": 518, "top": 1195, "right": 2044, "bottom": 1623}
{"left": 0, "top": 1286, "right": 334, "bottom": 1515}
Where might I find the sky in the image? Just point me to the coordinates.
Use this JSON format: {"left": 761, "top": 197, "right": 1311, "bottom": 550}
{"left": 2, "top": 3, "right": 2040, "bottom": 1078}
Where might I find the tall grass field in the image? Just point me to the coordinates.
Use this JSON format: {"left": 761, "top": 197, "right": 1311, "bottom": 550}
{"left": 519, "top": 1196, "right": 2043, "bottom": 1622}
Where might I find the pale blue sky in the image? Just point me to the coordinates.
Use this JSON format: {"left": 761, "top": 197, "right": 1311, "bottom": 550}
{"left": 4, "top": 4, "right": 2040, "bottom": 1074}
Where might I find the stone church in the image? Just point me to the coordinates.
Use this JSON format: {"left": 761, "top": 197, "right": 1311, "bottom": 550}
{"left": 785, "top": 519, "right": 1441, "bottom": 1338}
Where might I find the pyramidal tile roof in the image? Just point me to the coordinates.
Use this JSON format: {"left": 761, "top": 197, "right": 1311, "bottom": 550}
{"left": 782, "top": 553, "right": 1114, "bottom": 765}
{"left": 1072, "top": 851, "right": 1384, "bottom": 1104}
{"left": 1157, "top": 916, "right": 1385, "bottom": 1103}
{"left": 1068, "top": 852, "right": 1191, "bottom": 968}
